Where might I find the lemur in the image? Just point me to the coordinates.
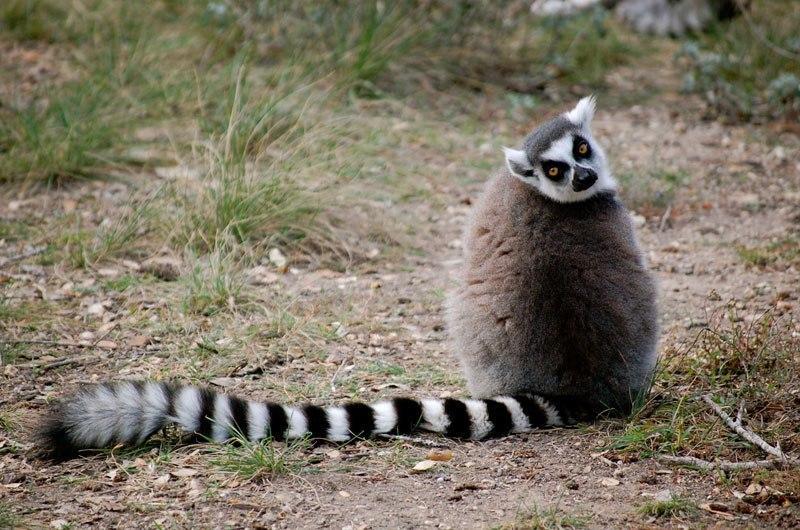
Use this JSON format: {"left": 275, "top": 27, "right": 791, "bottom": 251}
{"left": 35, "top": 97, "right": 659, "bottom": 461}
{"left": 530, "top": 0, "right": 743, "bottom": 36}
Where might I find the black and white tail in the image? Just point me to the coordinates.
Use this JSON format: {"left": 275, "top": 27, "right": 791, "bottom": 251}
{"left": 36, "top": 381, "right": 596, "bottom": 461}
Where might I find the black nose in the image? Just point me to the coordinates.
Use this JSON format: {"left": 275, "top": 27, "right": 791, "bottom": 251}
{"left": 572, "top": 166, "right": 597, "bottom": 192}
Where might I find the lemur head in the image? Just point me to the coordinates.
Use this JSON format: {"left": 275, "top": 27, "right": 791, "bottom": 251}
{"left": 503, "top": 96, "right": 616, "bottom": 203}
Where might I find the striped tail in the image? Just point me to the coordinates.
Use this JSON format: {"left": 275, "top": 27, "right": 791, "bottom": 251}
{"left": 35, "top": 380, "right": 596, "bottom": 461}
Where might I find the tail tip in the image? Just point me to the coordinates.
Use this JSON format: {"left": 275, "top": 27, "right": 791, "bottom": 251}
{"left": 34, "top": 412, "right": 80, "bottom": 462}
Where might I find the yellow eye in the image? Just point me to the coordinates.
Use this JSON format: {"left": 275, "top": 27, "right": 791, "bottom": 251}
{"left": 548, "top": 166, "right": 559, "bottom": 177}
{"left": 578, "top": 143, "right": 588, "bottom": 155}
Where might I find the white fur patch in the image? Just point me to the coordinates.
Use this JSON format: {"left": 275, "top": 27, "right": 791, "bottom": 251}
{"left": 284, "top": 406, "right": 308, "bottom": 439}
{"left": 539, "top": 135, "right": 574, "bottom": 163}
{"left": 463, "top": 399, "right": 492, "bottom": 439}
{"left": 325, "top": 406, "right": 350, "bottom": 441}
{"left": 566, "top": 95, "right": 596, "bottom": 126}
{"left": 138, "top": 382, "right": 170, "bottom": 443}
{"left": 421, "top": 399, "right": 449, "bottom": 433}
{"left": 174, "top": 386, "right": 203, "bottom": 433}
{"left": 531, "top": 0, "right": 601, "bottom": 16}
{"left": 246, "top": 401, "right": 269, "bottom": 442}
{"left": 113, "top": 382, "right": 145, "bottom": 443}
{"left": 211, "top": 394, "right": 233, "bottom": 442}
{"left": 502, "top": 146, "right": 532, "bottom": 178}
{"left": 534, "top": 396, "right": 563, "bottom": 426}
{"left": 371, "top": 401, "right": 398, "bottom": 433}
{"left": 493, "top": 397, "right": 531, "bottom": 433}
{"left": 69, "top": 385, "right": 118, "bottom": 446}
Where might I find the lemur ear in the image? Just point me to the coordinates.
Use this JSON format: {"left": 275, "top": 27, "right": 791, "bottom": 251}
{"left": 503, "top": 147, "right": 533, "bottom": 178}
{"left": 566, "top": 95, "right": 596, "bottom": 127}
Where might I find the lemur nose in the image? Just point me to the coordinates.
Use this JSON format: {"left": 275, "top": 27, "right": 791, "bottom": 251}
{"left": 572, "top": 167, "right": 597, "bottom": 192}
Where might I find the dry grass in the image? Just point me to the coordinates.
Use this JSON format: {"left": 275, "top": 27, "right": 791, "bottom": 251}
{"left": 604, "top": 310, "right": 800, "bottom": 465}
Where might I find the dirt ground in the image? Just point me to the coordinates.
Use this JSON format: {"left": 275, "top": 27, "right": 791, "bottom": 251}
{"left": 2, "top": 83, "right": 800, "bottom": 528}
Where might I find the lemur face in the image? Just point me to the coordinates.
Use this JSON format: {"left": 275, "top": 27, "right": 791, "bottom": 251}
{"left": 503, "top": 96, "right": 616, "bottom": 203}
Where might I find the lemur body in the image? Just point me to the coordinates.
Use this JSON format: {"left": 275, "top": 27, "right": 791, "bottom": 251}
{"left": 448, "top": 98, "right": 658, "bottom": 412}
{"left": 36, "top": 98, "right": 659, "bottom": 461}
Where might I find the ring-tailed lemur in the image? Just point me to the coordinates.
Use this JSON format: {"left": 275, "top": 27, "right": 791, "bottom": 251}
{"left": 530, "top": 0, "right": 742, "bottom": 36}
{"left": 36, "top": 97, "right": 659, "bottom": 461}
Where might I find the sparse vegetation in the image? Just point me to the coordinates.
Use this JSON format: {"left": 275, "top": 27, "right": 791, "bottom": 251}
{"left": 606, "top": 311, "right": 799, "bottom": 463}
{"left": 210, "top": 431, "right": 309, "bottom": 481}
{"left": 638, "top": 496, "right": 697, "bottom": 519}
{"left": 736, "top": 236, "right": 800, "bottom": 269}
{"left": 616, "top": 167, "right": 688, "bottom": 214}
{"left": 679, "top": 0, "right": 800, "bottom": 121}
{"left": 0, "top": 502, "right": 20, "bottom": 528}
{"left": 497, "top": 502, "right": 590, "bottom": 530}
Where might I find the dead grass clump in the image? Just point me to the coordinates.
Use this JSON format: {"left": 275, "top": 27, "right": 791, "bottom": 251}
{"left": 606, "top": 310, "right": 799, "bottom": 465}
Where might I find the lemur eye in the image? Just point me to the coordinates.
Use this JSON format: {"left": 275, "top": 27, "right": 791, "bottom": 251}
{"left": 573, "top": 138, "right": 592, "bottom": 159}
{"left": 548, "top": 166, "right": 559, "bottom": 177}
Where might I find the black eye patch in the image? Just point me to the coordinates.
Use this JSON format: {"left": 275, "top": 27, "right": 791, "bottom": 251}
{"left": 541, "top": 160, "right": 570, "bottom": 182}
{"left": 573, "top": 136, "right": 592, "bottom": 159}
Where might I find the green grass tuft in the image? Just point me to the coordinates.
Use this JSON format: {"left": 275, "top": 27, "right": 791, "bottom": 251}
{"left": 210, "top": 430, "right": 310, "bottom": 481}
{"left": 638, "top": 496, "right": 697, "bottom": 519}
{"left": 496, "top": 502, "right": 590, "bottom": 530}
{"left": 181, "top": 241, "right": 246, "bottom": 317}
{"left": 0, "top": 501, "right": 20, "bottom": 528}
{"left": 736, "top": 237, "right": 800, "bottom": 269}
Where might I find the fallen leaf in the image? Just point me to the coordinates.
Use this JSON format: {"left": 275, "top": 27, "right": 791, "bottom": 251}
{"left": 186, "top": 478, "right": 203, "bottom": 498}
{"left": 426, "top": 450, "right": 453, "bottom": 462}
{"left": 600, "top": 478, "right": 620, "bottom": 487}
{"left": 411, "top": 460, "right": 438, "bottom": 473}
{"left": 700, "top": 502, "right": 735, "bottom": 520}
{"left": 96, "top": 340, "right": 118, "bottom": 349}
{"left": 745, "top": 483, "right": 765, "bottom": 496}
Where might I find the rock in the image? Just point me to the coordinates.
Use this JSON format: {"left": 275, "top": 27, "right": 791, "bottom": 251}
{"left": 600, "top": 477, "right": 620, "bottom": 487}
{"left": 96, "top": 340, "right": 117, "bottom": 349}
{"left": 87, "top": 303, "right": 106, "bottom": 317}
{"left": 631, "top": 213, "right": 646, "bottom": 229}
{"left": 268, "top": 248, "right": 287, "bottom": 269}
{"left": 654, "top": 489, "right": 673, "bottom": 502}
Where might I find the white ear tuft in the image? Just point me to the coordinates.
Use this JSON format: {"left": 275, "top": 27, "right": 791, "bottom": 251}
{"left": 566, "top": 95, "right": 596, "bottom": 126}
{"left": 502, "top": 147, "right": 532, "bottom": 178}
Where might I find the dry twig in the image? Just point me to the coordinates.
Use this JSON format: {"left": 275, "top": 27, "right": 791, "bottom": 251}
{"left": 0, "top": 246, "right": 47, "bottom": 268}
{"left": 701, "top": 394, "right": 787, "bottom": 461}
{"left": 656, "top": 455, "right": 789, "bottom": 471}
